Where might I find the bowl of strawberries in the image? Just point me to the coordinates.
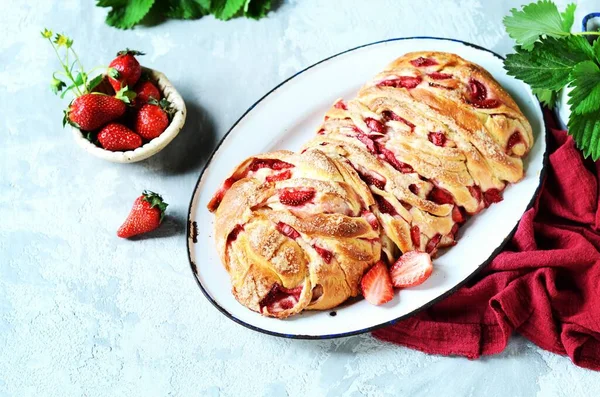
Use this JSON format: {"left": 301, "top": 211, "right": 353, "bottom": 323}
{"left": 44, "top": 30, "right": 186, "bottom": 163}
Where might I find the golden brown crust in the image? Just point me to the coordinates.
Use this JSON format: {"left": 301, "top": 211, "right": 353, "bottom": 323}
{"left": 212, "top": 149, "right": 380, "bottom": 317}
{"left": 209, "top": 51, "right": 533, "bottom": 318}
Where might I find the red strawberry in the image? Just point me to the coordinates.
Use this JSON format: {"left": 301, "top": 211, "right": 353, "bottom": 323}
{"left": 108, "top": 49, "right": 144, "bottom": 92}
{"left": 66, "top": 93, "right": 126, "bottom": 131}
{"left": 361, "top": 261, "right": 394, "bottom": 305}
{"left": 410, "top": 57, "right": 438, "bottom": 67}
{"left": 134, "top": 102, "right": 170, "bottom": 140}
{"left": 97, "top": 123, "right": 143, "bottom": 151}
{"left": 410, "top": 225, "right": 420, "bottom": 248}
{"left": 428, "top": 131, "right": 447, "bottom": 147}
{"left": 428, "top": 186, "right": 455, "bottom": 205}
{"left": 365, "top": 117, "right": 385, "bottom": 133}
{"left": 133, "top": 80, "right": 161, "bottom": 105}
{"left": 117, "top": 191, "right": 168, "bottom": 238}
{"left": 390, "top": 251, "right": 433, "bottom": 288}
{"left": 279, "top": 188, "right": 315, "bottom": 206}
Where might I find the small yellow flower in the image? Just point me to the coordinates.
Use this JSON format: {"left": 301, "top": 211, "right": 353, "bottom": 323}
{"left": 41, "top": 28, "right": 53, "bottom": 39}
{"left": 54, "top": 33, "right": 72, "bottom": 48}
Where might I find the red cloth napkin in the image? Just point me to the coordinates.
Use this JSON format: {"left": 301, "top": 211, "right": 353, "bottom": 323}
{"left": 373, "top": 112, "right": 600, "bottom": 371}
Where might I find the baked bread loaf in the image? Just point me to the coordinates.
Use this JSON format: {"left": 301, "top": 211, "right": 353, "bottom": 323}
{"left": 208, "top": 51, "right": 533, "bottom": 318}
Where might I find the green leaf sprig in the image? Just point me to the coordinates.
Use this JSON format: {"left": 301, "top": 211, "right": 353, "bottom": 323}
{"left": 96, "top": 0, "right": 272, "bottom": 29}
{"left": 41, "top": 29, "right": 105, "bottom": 98}
{"left": 503, "top": 0, "right": 600, "bottom": 160}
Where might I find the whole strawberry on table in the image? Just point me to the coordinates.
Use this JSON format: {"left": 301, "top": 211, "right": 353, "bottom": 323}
{"left": 118, "top": 191, "right": 168, "bottom": 238}
{"left": 42, "top": 29, "right": 175, "bottom": 152}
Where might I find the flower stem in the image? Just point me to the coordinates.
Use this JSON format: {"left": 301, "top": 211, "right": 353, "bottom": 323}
{"left": 573, "top": 31, "right": 600, "bottom": 36}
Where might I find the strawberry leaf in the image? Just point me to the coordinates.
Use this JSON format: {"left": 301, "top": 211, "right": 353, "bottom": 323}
{"left": 97, "top": 0, "right": 155, "bottom": 29}
{"left": 211, "top": 0, "right": 245, "bottom": 20}
{"left": 504, "top": 36, "right": 595, "bottom": 91}
{"left": 115, "top": 86, "right": 137, "bottom": 104}
{"left": 503, "top": 0, "right": 574, "bottom": 51}
{"left": 51, "top": 76, "right": 66, "bottom": 94}
{"left": 567, "top": 61, "right": 600, "bottom": 115}
{"left": 142, "top": 190, "right": 168, "bottom": 222}
{"left": 531, "top": 88, "right": 556, "bottom": 109}
{"left": 108, "top": 68, "right": 121, "bottom": 79}
{"left": 245, "top": 0, "right": 271, "bottom": 19}
{"left": 568, "top": 112, "right": 600, "bottom": 161}
{"left": 86, "top": 74, "right": 104, "bottom": 92}
{"left": 165, "top": 0, "right": 209, "bottom": 19}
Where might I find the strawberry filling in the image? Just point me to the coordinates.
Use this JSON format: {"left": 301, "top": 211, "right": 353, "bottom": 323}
{"left": 356, "top": 168, "right": 386, "bottom": 190}
{"left": 266, "top": 170, "right": 292, "bottom": 182}
{"left": 365, "top": 117, "right": 385, "bottom": 133}
{"left": 276, "top": 222, "right": 300, "bottom": 239}
{"left": 382, "top": 111, "right": 416, "bottom": 130}
{"left": 483, "top": 188, "right": 503, "bottom": 207}
{"left": 334, "top": 100, "right": 347, "bottom": 110}
{"left": 313, "top": 245, "right": 333, "bottom": 264}
{"left": 378, "top": 146, "right": 414, "bottom": 173}
{"left": 468, "top": 185, "right": 483, "bottom": 203}
{"left": 429, "top": 82, "right": 454, "bottom": 90}
{"left": 375, "top": 195, "right": 398, "bottom": 216}
{"left": 260, "top": 283, "right": 304, "bottom": 313}
{"left": 452, "top": 205, "right": 466, "bottom": 223}
{"left": 207, "top": 176, "right": 236, "bottom": 212}
{"left": 425, "top": 233, "right": 442, "bottom": 254}
{"left": 409, "top": 184, "right": 419, "bottom": 195}
{"left": 362, "top": 210, "right": 379, "bottom": 230}
{"left": 227, "top": 224, "right": 244, "bottom": 244}
{"left": 468, "top": 79, "right": 500, "bottom": 109}
{"left": 428, "top": 132, "right": 447, "bottom": 147}
{"left": 506, "top": 131, "right": 523, "bottom": 154}
{"left": 428, "top": 72, "right": 453, "bottom": 80}
{"left": 378, "top": 76, "right": 423, "bottom": 89}
{"left": 279, "top": 188, "right": 316, "bottom": 206}
{"left": 428, "top": 186, "right": 455, "bottom": 205}
{"left": 317, "top": 128, "right": 325, "bottom": 135}
{"left": 410, "top": 57, "right": 438, "bottom": 67}
{"left": 450, "top": 223, "right": 460, "bottom": 238}
{"left": 249, "top": 158, "right": 295, "bottom": 172}
{"left": 410, "top": 225, "right": 420, "bottom": 248}
{"left": 356, "top": 133, "right": 378, "bottom": 154}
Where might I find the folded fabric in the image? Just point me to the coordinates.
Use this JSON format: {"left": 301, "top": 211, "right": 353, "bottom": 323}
{"left": 373, "top": 112, "right": 600, "bottom": 371}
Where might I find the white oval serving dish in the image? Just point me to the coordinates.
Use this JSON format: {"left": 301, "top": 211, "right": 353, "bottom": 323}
{"left": 187, "top": 37, "right": 546, "bottom": 339}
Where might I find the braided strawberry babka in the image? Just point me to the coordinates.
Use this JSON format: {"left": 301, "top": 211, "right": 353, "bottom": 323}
{"left": 208, "top": 51, "right": 533, "bottom": 318}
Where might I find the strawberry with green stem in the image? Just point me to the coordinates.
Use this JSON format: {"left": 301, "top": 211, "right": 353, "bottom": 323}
{"left": 134, "top": 98, "right": 175, "bottom": 140}
{"left": 42, "top": 28, "right": 136, "bottom": 132}
{"left": 117, "top": 191, "right": 168, "bottom": 238}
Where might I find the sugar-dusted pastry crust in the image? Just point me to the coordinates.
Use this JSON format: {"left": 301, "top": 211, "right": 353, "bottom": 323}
{"left": 304, "top": 51, "right": 533, "bottom": 260}
{"left": 210, "top": 150, "right": 381, "bottom": 318}
{"left": 208, "top": 51, "right": 533, "bottom": 318}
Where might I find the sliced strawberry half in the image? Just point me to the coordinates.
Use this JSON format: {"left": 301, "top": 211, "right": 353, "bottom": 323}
{"left": 390, "top": 251, "right": 433, "bottom": 288}
{"left": 279, "top": 188, "right": 316, "bottom": 206}
{"left": 468, "top": 79, "right": 501, "bottom": 109}
{"left": 361, "top": 261, "right": 394, "bottom": 305}
{"left": 276, "top": 222, "right": 300, "bottom": 239}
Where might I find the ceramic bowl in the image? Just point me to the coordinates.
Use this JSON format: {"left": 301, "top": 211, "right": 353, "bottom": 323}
{"left": 71, "top": 67, "right": 187, "bottom": 163}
